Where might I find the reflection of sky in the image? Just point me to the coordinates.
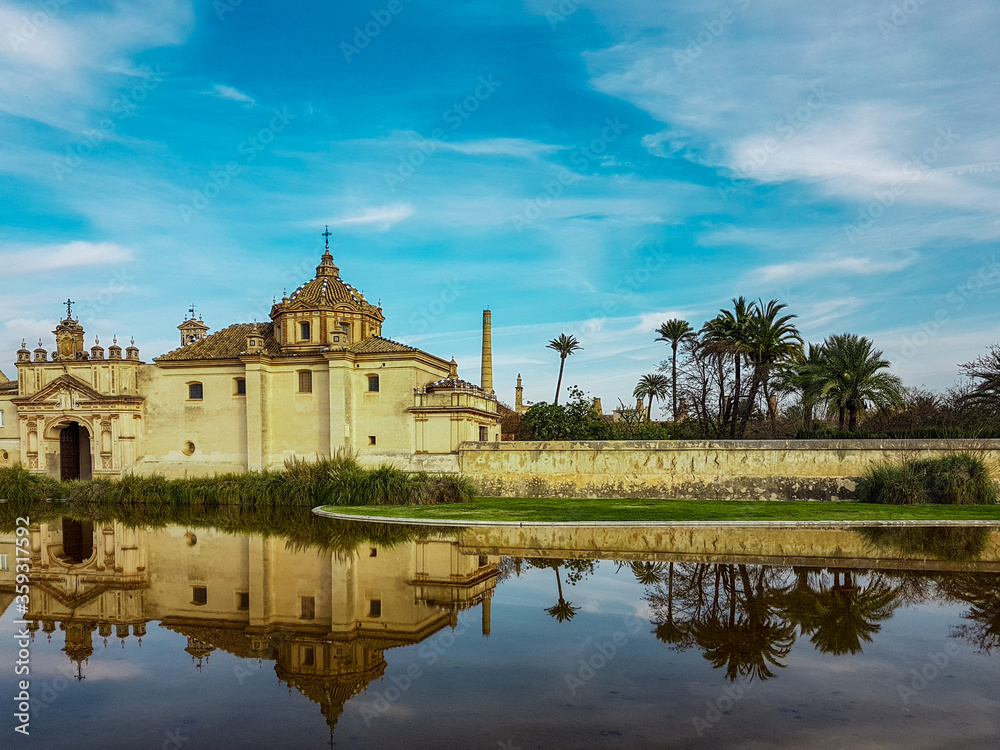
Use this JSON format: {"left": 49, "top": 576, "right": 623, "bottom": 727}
{"left": 2, "top": 563, "right": 998, "bottom": 749}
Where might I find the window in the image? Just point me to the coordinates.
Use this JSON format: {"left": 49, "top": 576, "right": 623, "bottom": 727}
{"left": 0, "top": 554, "right": 8, "bottom": 572}
{"left": 182, "top": 441, "right": 196, "bottom": 457}
{"left": 188, "top": 382, "right": 203, "bottom": 400}
{"left": 301, "top": 596, "right": 315, "bottom": 620}
{"left": 299, "top": 321, "right": 311, "bottom": 340}
{"left": 234, "top": 378, "right": 246, "bottom": 395}
{"left": 192, "top": 586, "right": 207, "bottom": 605}
{"left": 479, "top": 426, "right": 489, "bottom": 441}
{"left": 238, "top": 592, "right": 250, "bottom": 610}
{"left": 479, "top": 555, "right": 489, "bottom": 568}
{"left": 369, "top": 548, "right": 378, "bottom": 557}
{"left": 298, "top": 370, "right": 313, "bottom": 393}
{"left": 303, "top": 647, "right": 315, "bottom": 667}
{"left": 0, "top": 409, "right": 4, "bottom": 427}
{"left": 368, "top": 599, "right": 382, "bottom": 618}
{"left": 367, "top": 375, "right": 379, "bottom": 392}
{"left": 368, "top": 435, "right": 376, "bottom": 446}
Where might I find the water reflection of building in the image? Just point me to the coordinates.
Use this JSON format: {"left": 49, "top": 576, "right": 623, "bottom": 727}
{"left": 0, "top": 520, "right": 497, "bottom": 732}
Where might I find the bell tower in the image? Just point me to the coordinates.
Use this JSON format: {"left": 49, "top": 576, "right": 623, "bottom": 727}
{"left": 53, "top": 299, "right": 86, "bottom": 360}
{"left": 178, "top": 305, "right": 209, "bottom": 346}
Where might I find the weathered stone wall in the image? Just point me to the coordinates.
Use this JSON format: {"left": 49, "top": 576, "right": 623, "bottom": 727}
{"left": 458, "top": 440, "right": 1000, "bottom": 501}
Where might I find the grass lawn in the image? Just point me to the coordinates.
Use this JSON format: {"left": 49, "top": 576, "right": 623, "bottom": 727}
{"left": 321, "top": 497, "right": 1000, "bottom": 523}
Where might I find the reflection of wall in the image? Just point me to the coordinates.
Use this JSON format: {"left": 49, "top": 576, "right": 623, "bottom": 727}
{"left": 0, "top": 521, "right": 497, "bottom": 732}
{"left": 458, "top": 525, "right": 1000, "bottom": 572}
{"left": 460, "top": 439, "right": 1000, "bottom": 500}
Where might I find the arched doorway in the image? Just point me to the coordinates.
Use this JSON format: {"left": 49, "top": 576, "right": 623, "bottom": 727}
{"left": 59, "top": 422, "right": 92, "bottom": 481}
{"left": 61, "top": 517, "right": 95, "bottom": 564}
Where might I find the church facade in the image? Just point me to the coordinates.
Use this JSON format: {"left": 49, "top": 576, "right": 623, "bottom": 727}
{"left": 0, "top": 242, "right": 500, "bottom": 479}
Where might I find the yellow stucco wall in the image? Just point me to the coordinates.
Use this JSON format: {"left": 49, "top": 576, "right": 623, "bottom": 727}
{"left": 459, "top": 439, "right": 1000, "bottom": 500}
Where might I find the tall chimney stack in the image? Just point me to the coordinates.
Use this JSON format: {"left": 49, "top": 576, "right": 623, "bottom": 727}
{"left": 481, "top": 309, "right": 493, "bottom": 393}
{"left": 515, "top": 373, "right": 524, "bottom": 413}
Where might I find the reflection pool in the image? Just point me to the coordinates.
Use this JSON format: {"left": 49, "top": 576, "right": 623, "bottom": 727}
{"left": 0, "top": 514, "right": 997, "bottom": 749}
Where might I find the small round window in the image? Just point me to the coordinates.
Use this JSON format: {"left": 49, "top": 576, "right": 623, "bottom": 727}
{"left": 182, "top": 441, "right": 196, "bottom": 456}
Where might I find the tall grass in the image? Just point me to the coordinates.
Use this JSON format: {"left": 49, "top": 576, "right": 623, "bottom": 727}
{"left": 0, "top": 452, "right": 476, "bottom": 510}
{"left": 858, "top": 453, "right": 998, "bottom": 505}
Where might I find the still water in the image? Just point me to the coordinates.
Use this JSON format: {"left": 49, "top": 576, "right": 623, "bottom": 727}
{"left": 1, "top": 513, "right": 998, "bottom": 749}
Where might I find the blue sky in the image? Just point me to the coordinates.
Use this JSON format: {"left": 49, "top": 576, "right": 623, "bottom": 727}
{"left": 2, "top": 0, "right": 999, "bottom": 412}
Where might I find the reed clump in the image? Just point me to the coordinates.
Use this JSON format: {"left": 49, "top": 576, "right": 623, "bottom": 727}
{"left": 857, "top": 453, "right": 998, "bottom": 505}
{"left": 0, "top": 451, "right": 476, "bottom": 509}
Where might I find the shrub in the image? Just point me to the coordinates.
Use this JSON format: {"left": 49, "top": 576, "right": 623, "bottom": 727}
{"left": 856, "top": 463, "right": 926, "bottom": 504}
{"left": 857, "top": 453, "right": 998, "bottom": 505}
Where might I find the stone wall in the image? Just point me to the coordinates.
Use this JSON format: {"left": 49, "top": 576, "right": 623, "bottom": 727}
{"left": 458, "top": 440, "right": 1000, "bottom": 501}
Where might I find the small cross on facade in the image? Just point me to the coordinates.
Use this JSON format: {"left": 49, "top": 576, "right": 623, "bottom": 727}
{"left": 65, "top": 298, "right": 74, "bottom": 318}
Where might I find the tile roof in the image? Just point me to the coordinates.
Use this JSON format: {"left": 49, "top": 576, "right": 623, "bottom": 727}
{"left": 155, "top": 323, "right": 279, "bottom": 362}
{"left": 348, "top": 336, "right": 421, "bottom": 354}
{"left": 0, "top": 379, "right": 17, "bottom": 393}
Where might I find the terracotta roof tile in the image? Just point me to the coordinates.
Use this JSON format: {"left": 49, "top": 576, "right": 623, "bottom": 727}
{"left": 156, "top": 323, "right": 279, "bottom": 362}
{"left": 348, "top": 336, "right": 420, "bottom": 355}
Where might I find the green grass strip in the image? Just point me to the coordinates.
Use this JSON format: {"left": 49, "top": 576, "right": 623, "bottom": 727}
{"left": 322, "top": 497, "right": 1000, "bottom": 523}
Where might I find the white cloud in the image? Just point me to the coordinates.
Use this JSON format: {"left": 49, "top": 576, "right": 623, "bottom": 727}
{"left": 0, "top": 242, "right": 135, "bottom": 273}
{"left": 327, "top": 204, "right": 415, "bottom": 230}
{"left": 752, "top": 254, "right": 918, "bottom": 283}
{"left": 208, "top": 84, "right": 255, "bottom": 106}
{"left": 439, "top": 138, "right": 562, "bottom": 158}
{"left": 0, "top": 0, "right": 193, "bottom": 129}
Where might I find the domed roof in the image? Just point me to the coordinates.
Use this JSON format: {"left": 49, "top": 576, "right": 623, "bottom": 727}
{"left": 283, "top": 250, "right": 381, "bottom": 315}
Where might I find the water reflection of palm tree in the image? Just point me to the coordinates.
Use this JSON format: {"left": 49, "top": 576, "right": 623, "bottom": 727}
{"left": 809, "top": 570, "right": 899, "bottom": 655}
{"left": 546, "top": 565, "right": 580, "bottom": 623}
{"left": 940, "top": 573, "right": 1000, "bottom": 653}
{"left": 779, "top": 567, "right": 826, "bottom": 637}
{"left": 645, "top": 563, "right": 693, "bottom": 648}
{"left": 694, "top": 565, "right": 796, "bottom": 682}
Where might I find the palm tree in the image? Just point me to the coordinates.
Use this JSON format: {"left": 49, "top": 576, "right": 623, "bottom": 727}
{"left": 742, "top": 299, "right": 803, "bottom": 430}
{"left": 702, "top": 298, "right": 752, "bottom": 436}
{"left": 816, "top": 333, "right": 905, "bottom": 431}
{"left": 655, "top": 319, "right": 694, "bottom": 421}
{"left": 546, "top": 333, "right": 582, "bottom": 405}
{"left": 775, "top": 343, "right": 826, "bottom": 431}
{"left": 633, "top": 373, "right": 670, "bottom": 420}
